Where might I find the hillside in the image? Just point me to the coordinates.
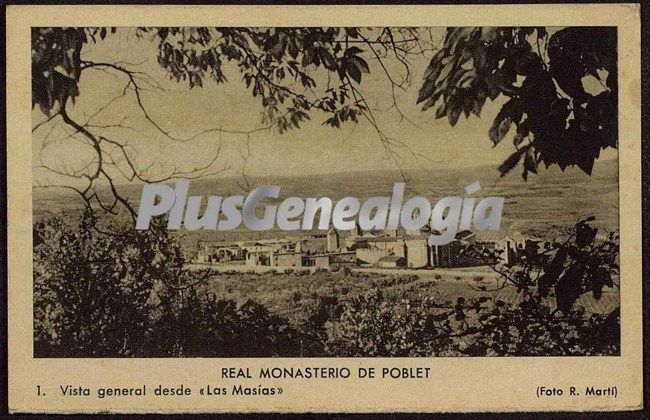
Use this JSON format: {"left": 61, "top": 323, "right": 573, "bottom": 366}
{"left": 33, "top": 158, "right": 618, "bottom": 241}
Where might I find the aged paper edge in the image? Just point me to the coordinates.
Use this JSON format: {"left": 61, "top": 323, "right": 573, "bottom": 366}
{"left": 6, "top": 4, "right": 643, "bottom": 414}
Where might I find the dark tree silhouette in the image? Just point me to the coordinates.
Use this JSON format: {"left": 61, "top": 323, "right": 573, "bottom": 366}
{"left": 416, "top": 27, "right": 617, "bottom": 179}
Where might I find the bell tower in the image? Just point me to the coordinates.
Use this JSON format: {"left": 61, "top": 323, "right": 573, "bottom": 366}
{"left": 327, "top": 227, "right": 340, "bottom": 252}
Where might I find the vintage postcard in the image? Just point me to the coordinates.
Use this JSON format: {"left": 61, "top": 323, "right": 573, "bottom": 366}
{"left": 6, "top": 3, "right": 643, "bottom": 414}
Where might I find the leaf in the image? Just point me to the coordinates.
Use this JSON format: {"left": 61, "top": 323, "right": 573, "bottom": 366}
{"left": 319, "top": 49, "right": 337, "bottom": 71}
{"left": 437, "top": 58, "right": 455, "bottom": 85}
{"left": 345, "top": 46, "right": 363, "bottom": 56}
{"left": 423, "top": 50, "right": 446, "bottom": 81}
{"left": 456, "top": 69, "right": 475, "bottom": 89}
{"left": 489, "top": 116, "right": 512, "bottom": 145}
{"left": 435, "top": 102, "right": 447, "bottom": 119}
{"left": 346, "top": 62, "right": 362, "bottom": 84}
{"left": 287, "top": 38, "right": 299, "bottom": 59}
{"left": 348, "top": 55, "right": 369, "bottom": 74}
{"left": 489, "top": 99, "right": 521, "bottom": 145}
{"left": 555, "top": 263, "right": 586, "bottom": 313}
{"left": 445, "top": 28, "right": 473, "bottom": 54}
{"left": 417, "top": 79, "right": 437, "bottom": 104}
{"left": 344, "top": 27, "right": 360, "bottom": 39}
{"left": 301, "top": 48, "right": 315, "bottom": 67}
{"left": 420, "top": 89, "right": 442, "bottom": 112}
{"left": 575, "top": 223, "right": 597, "bottom": 248}
{"left": 471, "top": 92, "right": 487, "bottom": 116}
{"left": 270, "top": 33, "right": 286, "bottom": 59}
{"left": 498, "top": 145, "right": 529, "bottom": 177}
{"left": 538, "top": 247, "right": 567, "bottom": 298}
{"left": 448, "top": 107, "right": 461, "bottom": 126}
{"left": 523, "top": 148, "right": 538, "bottom": 174}
{"left": 323, "top": 115, "right": 340, "bottom": 128}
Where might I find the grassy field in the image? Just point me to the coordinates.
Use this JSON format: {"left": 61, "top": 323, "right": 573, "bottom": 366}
{"left": 195, "top": 268, "right": 619, "bottom": 323}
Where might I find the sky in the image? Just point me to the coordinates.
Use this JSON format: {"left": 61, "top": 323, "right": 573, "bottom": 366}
{"left": 32, "top": 27, "right": 616, "bottom": 188}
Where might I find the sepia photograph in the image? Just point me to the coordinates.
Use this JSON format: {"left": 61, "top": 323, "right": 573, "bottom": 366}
{"left": 32, "top": 25, "right": 621, "bottom": 358}
{"left": 6, "top": 3, "right": 643, "bottom": 414}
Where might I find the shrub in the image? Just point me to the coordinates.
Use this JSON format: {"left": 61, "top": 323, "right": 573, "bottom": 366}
{"left": 33, "top": 213, "right": 179, "bottom": 357}
{"left": 299, "top": 294, "right": 342, "bottom": 356}
{"left": 324, "top": 290, "right": 454, "bottom": 357}
{"left": 147, "top": 291, "right": 301, "bottom": 357}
